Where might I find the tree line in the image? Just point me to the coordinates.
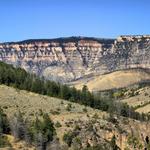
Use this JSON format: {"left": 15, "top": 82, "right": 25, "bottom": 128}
{"left": 0, "top": 62, "right": 149, "bottom": 121}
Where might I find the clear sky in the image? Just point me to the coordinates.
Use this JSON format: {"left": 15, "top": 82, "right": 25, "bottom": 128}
{"left": 0, "top": 0, "right": 149, "bottom": 42}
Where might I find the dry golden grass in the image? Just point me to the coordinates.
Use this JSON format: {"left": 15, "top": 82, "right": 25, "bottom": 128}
{"left": 0, "top": 84, "right": 102, "bottom": 118}
{"left": 121, "top": 86, "right": 150, "bottom": 113}
{"left": 72, "top": 69, "right": 150, "bottom": 91}
{"left": 0, "top": 84, "right": 150, "bottom": 149}
{"left": 136, "top": 104, "right": 150, "bottom": 113}
{"left": 0, "top": 84, "right": 106, "bottom": 148}
{"left": 122, "top": 87, "right": 150, "bottom": 106}
{"left": 2, "top": 135, "right": 35, "bottom": 150}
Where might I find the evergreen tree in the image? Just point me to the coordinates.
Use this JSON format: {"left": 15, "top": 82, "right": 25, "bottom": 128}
{"left": 60, "top": 85, "right": 71, "bottom": 100}
{"left": 0, "top": 61, "right": 149, "bottom": 122}
{"left": 31, "top": 113, "right": 55, "bottom": 150}
{"left": 0, "top": 108, "right": 10, "bottom": 134}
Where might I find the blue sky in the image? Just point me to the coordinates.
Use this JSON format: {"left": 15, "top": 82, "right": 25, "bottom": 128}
{"left": 0, "top": 0, "right": 149, "bottom": 42}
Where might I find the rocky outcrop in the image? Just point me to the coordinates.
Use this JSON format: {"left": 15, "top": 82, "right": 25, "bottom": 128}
{"left": 0, "top": 36, "right": 150, "bottom": 82}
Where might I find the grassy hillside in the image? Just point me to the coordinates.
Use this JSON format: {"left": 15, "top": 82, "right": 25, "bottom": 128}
{"left": 119, "top": 86, "right": 150, "bottom": 114}
{"left": 0, "top": 61, "right": 146, "bottom": 121}
{"left": 0, "top": 85, "right": 150, "bottom": 150}
{"left": 71, "top": 69, "right": 150, "bottom": 91}
{"left": 0, "top": 85, "right": 101, "bottom": 119}
{"left": 0, "top": 62, "right": 150, "bottom": 149}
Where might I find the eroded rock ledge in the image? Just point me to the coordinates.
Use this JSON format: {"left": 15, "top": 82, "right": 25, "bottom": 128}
{"left": 0, "top": 36, "right": 150, "bottom": 82}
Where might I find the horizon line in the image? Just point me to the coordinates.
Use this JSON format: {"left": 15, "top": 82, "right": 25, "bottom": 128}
{"left": 1, "top": 34, "right": 150, "bottom": 44}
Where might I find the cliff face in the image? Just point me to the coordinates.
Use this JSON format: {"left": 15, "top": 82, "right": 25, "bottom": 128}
{"left": 0, "top": 36, "right": 150, "bottom": 82}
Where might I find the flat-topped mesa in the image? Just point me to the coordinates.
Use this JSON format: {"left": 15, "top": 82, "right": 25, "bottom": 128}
{"left": 0, "top": 36, "right": 149, "bottom": 82}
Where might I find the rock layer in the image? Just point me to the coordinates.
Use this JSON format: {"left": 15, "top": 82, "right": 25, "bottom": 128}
{"left": 0, "top": 36, "right": 150, "bottom": 82}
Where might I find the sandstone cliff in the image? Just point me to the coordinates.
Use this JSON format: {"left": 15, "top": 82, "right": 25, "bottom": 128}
{"left": 0, "top": 36, "right": 150, "bottom": 82}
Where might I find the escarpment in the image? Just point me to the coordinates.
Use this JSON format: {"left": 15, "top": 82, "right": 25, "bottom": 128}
{"left": 0, "top": 36, "right": 150, "bottom": 82}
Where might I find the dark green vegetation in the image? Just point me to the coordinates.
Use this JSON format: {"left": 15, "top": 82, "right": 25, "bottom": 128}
{"left": 0, "top": 108, "right": 11, "bottom": 147}
{"left": 0, "top": 108, "right": 10, "bottom": 134}
{"left": 0, "top": 108, "right": 55, "bottom": 149}
{"left": 14, "top": 111, "right": 55, "bottom": 149}
{"left": 0, "top": 62, "right": 150, "bottom": 149}
{"left": 5, "top": 36, "right": 114, "bottom": 45}
{"left": 0, "top": 61, "right": 149, "bottom": 121}
{"left": 110, "top": 135, "right": 120, "bottom": 150}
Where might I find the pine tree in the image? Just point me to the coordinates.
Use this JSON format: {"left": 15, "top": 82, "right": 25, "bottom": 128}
{"left": 42, "top": 113, "right": 55, "bottom": 142}
{"left": 31, "top": 113, "right": 55, "bottom": 150}
{"left": 0, "top": 108, "right": 10, "bottom": 134}
{"left": 60, "top": 85, "right": 71, "bottom": 100}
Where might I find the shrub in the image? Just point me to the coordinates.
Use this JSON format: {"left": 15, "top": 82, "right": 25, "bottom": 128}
{"left": 0, "top": 135, "right": 10, "bottom": 148}
{"left": 110, "top": 135, "right": 119, "bottom": 150}
{"left": 66, "top": 103, "right": 72, "bottom": 111}
{"left": 83, "top": 107, "right": 87, "bottom": 112}
{"left": 55, "top": 121, "right": 62, "bottom": 128}
{"left": 63, "top": 129, "right": 79, "bottom": 147}
{"left": 63, "top": 131, "right": 74, "bottom": 147}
